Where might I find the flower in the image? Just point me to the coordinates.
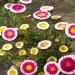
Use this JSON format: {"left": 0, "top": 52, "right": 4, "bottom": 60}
{"left": 20, "top": 0, "right": 32, "bottom": 4}
{"left": 19, "top": 24, "right": 29, "bottom": 30}
{"left": 20, "top": 60, "right": 37, "bottom": 75}
{"left": 37, "top": 22, "right": 49, "bottom": 30}
{"left": 55, "top": 22, "right": 69, "bottom": 30}
{"left": 58, "top": 55, "right": 75, "bottom": 74}
{"left": 51, "top": 15, "right": 61, "bottom": 20}
{"left": 2, "top": 28, "right": 17, "bottom": 41}
{"left": 44, "top": 62, "right": 60, "bottom": 75}
{"left": 40, "top": 6, "right": 54, "bottom": 11}
{"left": 4, "top": 3, "right": 13, "bottom": 9}
{"left": 0, "top": 26, "right": 7, "bottom": 32}
{"left": 15, "top": 41, "right": 24, "bottom": 49}
{"left": 10, "top": 4, "right": 26, "bottom": 13}
{"left": 30, "top": 48, "right": 39, "bottom": 55}
{"left": 59, "top": 45, "right": 68, "bottom": 53}
{"left": 38, "top": 40, "right": 51, "bottom": 49}
{"left": 16, "top": 62, "right": 22, "bottom": 67}
{"left": 65, "top": 24, "right": 75, "bottom": 38}
{"left": 38, "top": 72, "right": 45, "bottom": 75}
{"left": 33, "top": 11, "right": 51, "bottom": 20}
{"left": 19, "top": 50, "right": 27, "bottom": 56}
{"left": 0, "top": 50, "right": 6, "bottom": 56}
{"left": 7, "top": 67, "right": 18, "bottom": 75}
{"left": 47, "top": 56, "right": 57, "bottom": 62}
{"left": 2, "top": 44, "right": 12, "bottom": 50}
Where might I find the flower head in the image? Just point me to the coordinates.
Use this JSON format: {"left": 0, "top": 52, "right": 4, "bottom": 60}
{"left": 65, "top": 24, "right": 75, "bottom": 38}
{"left": 59, "top": 45, "right": 68, "bottom": 53}
{"left": 47, "top": 56, "right": 57, "bottom": 62}
{"left": 15, "top": 41, "right": 24, "bottom": 49}
{"left": 51, "top": 15, "right": 61, "bottom": 20}
{"left": 33, "top": 11, "right": 51, "bottom": 20}
{"left": 7, "top": 67, "right": 18, "bottom": 75}
{"left": 2, "top": 44, "right": 12, "bottom": 50}
{"left": 19, "top": 50, "right": 27, "bottom": 56}
{"left": 37, "top": 22, "right": 49, "bottom": 30}
{"left": 30, "top": 48, "right": 39, "bottom": 55}
{"left": 44, "top": 62, "right": 60, "bottom": 75}
{"left": 58, "top": 55, "right": 75, "bottom": 74}
{"left": 4, "top": 3, "right": 13, "bottom": 9}
{"left": 19, "top": 24, "right": 29, "bottom": 30}
{"left": 20, "top": 0, "right": 32, "bottom": 4}
{"left": 40, "top": 6, "right": 54, "bottom": 11}
{"left": 20, "top": 60, "right": 37, "bottom": 75}
{"left": 38, "top": 40, "right": 51, "bottom": 49}
{"left": 0, "top": 26, "right": 7, "bottom": 32}
{"left": 10, "top": 4, "right": 26, "bottom": 13}
{"left": 0, "top": 50, "right": 6, "bottom": 56}
{"left": 55, "top": 22, "right": 69, "bottom": 30}
{"left": 2, "top": 28, "right": 17, "bottom": 41}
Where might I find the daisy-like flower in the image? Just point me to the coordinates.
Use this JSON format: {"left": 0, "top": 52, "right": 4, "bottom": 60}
{"left": 59, "top": 45, "right": 68, "bottom": 53}
{"left": 30, "top": 48, "right": 39, "bottom": 55}
{"left": 37, "top": 22, "right": 49, "bottom": 30}
{"left": 51, "top": 15, "right": 61, "bottom": 20}
{"left": 0, "top": 50, "right": 6, "bottom": 56}
{"left": 7, "top": 67, "right": 18, "bottom": 75}
{"left": 47, "top": 56, "right": 57, "bottom": 62}
{"left": 44, "top": 62, "right": 60, "bottom": 75}
{"left": 2, "top": 28, "right": 17, "bottom": 41}
{"left": 33, "top": 11, "right": 51, "bottom": 20}
{"left": 20, "top": 0, "right": 32, "bottom": 4}
{"left": 20, "top": 60, "right": 37, "bottom": 75}
{"left": 58, "top": 55, "right": 75, "bottom": 74}
{"left": 15, "top": 41, "right": 24, "bottom": 49}
{"left": 19, "top": 50, "right": 27, "bottom": 56}
{"left": 65, "top": 24, "right": 75, "bottom": 38}
{"left": 0, "top": 26, "right": 7, "bottom": 32}
{"left": 55, "top": 22, "right": 69, "bottom": 30}
{"left": 19, "top": 24, "right": 29, "bottom": 30}
{"left": 40, "top": 6, "right": 54, "bottom": 11}
{"left": 2, "top": 44, "right": 12, "bottom": 50}
{"left": 38, "top": 40, "right": 51, "bottom": 49}
{"left": 38, "top": 72, "right": 45, "bottom": 75}
{"left": 4, "top": 3, "right": 13, "bottom": 9}
{"left": 10, "top": 4, "right": 26, "bottom": 13}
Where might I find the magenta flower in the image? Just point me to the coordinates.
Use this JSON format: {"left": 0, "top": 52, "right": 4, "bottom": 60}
{"left": 10, "top": 4, "right": 26, "bottom": 13}
{"left": 33, "top": 11, "right": 51, "bottom": 20}
{"left": 44, "top": 62, "right": 60, "bottom": 75}
{"left": 2, "top": 28, "right": 17, "bottom": 41}
{"left": 4, "top": 3, "right": 13, "bottom": 9}
{"left": 20, "top": 0, "right": 32, "bottom": 4}
{"left": 58, "top": 55, "right": 75, "bottom": 74}
{"left": 20, "top": 60, "right": 37, "bottom": 75}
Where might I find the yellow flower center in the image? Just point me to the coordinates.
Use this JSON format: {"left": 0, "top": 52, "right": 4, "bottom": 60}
{"left": 7, "top": 32, "right": 13, "bottom": 36}
{"left": 9, "top": 70, "right": 17, "bottom": 75}
{"left": 20, "top": 24, "right": 29, "bottom": 29}
{"left": 39, "top": 23, "right": 47, "bottom": 28}
{"left": 5, "top": 45, "right": 10, "bottom": 49}
{"left": 38, "top": 13, "right": 46, "bottom": 17}
{"left": 19, "top": 50, "right": 27, "bottom": 56}
{"left": 50, "top": 66, "right": 55, "bottom": 71}
{"left": 58, "top": 24, "right": 66, "bottom": 28}
{"left": 70, "top": 27, "right": 75, "bottom": 34}
{"left": 40, "top": 42, "right": 48, "bottom": 47}
{"left": 26, "top": 65, "right": 32, "bottom": 71}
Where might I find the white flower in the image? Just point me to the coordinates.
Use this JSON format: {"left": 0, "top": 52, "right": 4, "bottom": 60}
{"left": 2, "top": 44, "right": 13, "bottom": 50}
{"left": 37, "top": 22, "right": 49, "bottom": 30}
{"left": 51, "top": 15, "right": 61, "bottom": 20}
{"left": 38, "top": 40, "right": 51, "bottom": 49}
{"left": 55, "top": 22, "right": 69, "bottom": 30}
{"left": 40, "top": 6, "right": 54, "bottom": 11}
{"left": 20, "top": 0, "right": 32, "bottom": 4}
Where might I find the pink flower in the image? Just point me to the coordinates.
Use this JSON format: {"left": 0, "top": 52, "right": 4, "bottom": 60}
{"left": 20, "top": 60, "right": 37, "bottom": 75}
{"left": 65, "top": 24, "right": 75, "bottom": 38}
{"left": 4, "top": 3, "right": 13, "bottom": 9}
{"left": 20, "top": 0, "right": 32, "bottom": 4}
{"left": 10, "top": 4, "right": 26, "bottom": 13}
{"left": 44, "top": 62, "right": 60, "bottom": 75}
{"left": 33, "top": 11, "right": 51, "bottom": 20}
{"left": 58, "top": 55, "right": 75, "bottom": 74}
{"left": 2, "top": 28, "right": 17, "bottom": 41}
